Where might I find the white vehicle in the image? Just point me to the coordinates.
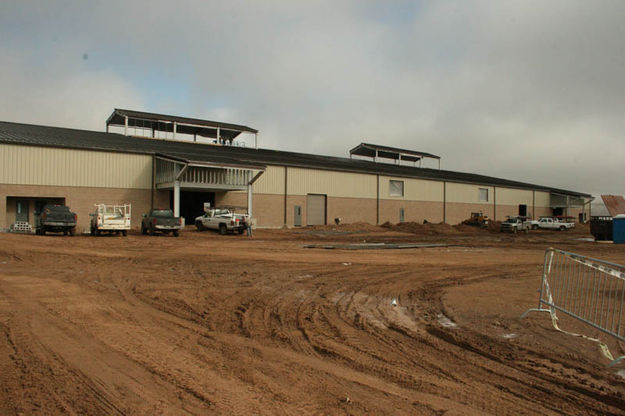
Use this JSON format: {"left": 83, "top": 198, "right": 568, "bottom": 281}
{"left": 535, "top": 217, "right": 575, "bottom": 231}
{"left": 90, "top": 204, "right": 131, "bottom": 236}
{"left": 195, "top": 208, "right": 249, "bottom": 235}
{"left": 500, "top": 216, "right": 531, "bottom": 233}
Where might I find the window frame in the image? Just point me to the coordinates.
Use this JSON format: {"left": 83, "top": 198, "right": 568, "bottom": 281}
{"left": 478, "top": 187, "right": 489, "bottom": 202}
{"left": 389, "top": 180, "right": 404, "bottom": 197}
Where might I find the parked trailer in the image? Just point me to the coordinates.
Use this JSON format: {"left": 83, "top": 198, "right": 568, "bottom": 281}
{"left": 90, "top": 204, "right": 131, "bottom": 236}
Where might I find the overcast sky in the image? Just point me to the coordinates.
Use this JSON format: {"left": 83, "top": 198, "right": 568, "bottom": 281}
{"left": 1, "top": 1, "right": 623, "bottom": 196}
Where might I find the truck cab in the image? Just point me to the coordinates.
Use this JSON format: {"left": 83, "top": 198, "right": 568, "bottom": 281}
{"left": 195, "top": 208, "right": 249, "bottom": 235}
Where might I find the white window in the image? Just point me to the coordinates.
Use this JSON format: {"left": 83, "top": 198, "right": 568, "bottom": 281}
{"left": 389, "top": 180, "right": 404, "bottom": 197}
{"left": 478, "top": 188, "right": 489, "bottom": 202}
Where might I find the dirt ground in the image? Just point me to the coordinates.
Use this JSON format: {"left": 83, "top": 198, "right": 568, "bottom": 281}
{"left": 0, "top": 223, "right": 624, "bottom": 415}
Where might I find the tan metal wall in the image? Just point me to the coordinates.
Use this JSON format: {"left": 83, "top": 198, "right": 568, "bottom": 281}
{"left": 0, "top": 144, "right": 152, "bottom": 189}
{"left": 252, "top": 165, "right": 285, "bottom": 194}
{"left": 379, "top": 176, "right": 444, "bottom": 202}
{"left": 285, "top": 167, "right": 377, "bottom": 198}
{"left": 495, "top": 187, "right": 533, "bottom": 206}
{"left": 534, "top": 191, "right": 551, "bottom": 208}
{"left": 445, "top": 183, "right": 494, "bottom": 204}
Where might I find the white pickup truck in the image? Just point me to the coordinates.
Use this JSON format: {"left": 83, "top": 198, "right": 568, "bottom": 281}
{"left": 534, "top": 217, "right": 575, "bottom": 231}
{"left": 90, "top": 204, "right": 131, "bottom": 236}
{"left": 500, "top": 216, "right": 531, "bottom": 233}
{"left": 195, "top": 208, "right": 249, "bottom": 235}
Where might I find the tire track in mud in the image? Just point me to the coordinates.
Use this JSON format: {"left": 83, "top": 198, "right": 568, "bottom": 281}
{"left": 1, "top": 233, "right": 624, "bottom": 414}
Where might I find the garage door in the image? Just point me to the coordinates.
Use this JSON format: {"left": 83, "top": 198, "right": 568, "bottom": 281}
{"left": 306, "top": 194, "right": 326, "bottom": 225}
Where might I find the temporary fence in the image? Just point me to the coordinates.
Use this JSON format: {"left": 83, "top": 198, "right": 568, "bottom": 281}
{"left": 521, "top": 248, "right": 625, "bottom": 366}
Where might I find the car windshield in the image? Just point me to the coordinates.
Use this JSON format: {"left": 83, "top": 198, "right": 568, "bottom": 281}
{"left": 152, "top": 209, "right": 173, "bottom": 217}
{"left": 504, "top": 219, "right": 517, "bottom": 223}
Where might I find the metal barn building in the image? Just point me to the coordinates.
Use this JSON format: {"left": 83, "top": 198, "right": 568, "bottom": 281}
{"left": 0, "top": 110, "right": 591, "bottom": 232}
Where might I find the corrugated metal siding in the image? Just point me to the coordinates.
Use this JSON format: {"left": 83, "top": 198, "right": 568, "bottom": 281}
{"left": 446, "top": 183, "right": 494, "bottom": 204}
{"left": 495, "top": 188, "right": 533, "bottom": 206}
{"left": 287, "top": 167, "right": 376, "bottom": 198}
{"left": 0, "top": 144, "right": 152, "bottom": 189}
{"left": 252, "top": 165, "right": 285, "bottom": 194}
{"left": 379, "top": 176, "right": 444, "bottom": 202}
{"left": 534, "top": 191, "right": 551, "bottom": 208}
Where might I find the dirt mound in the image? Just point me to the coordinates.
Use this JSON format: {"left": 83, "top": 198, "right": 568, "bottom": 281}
{"left": 382, "top": 221, "right": 465, "bottom": 235}
{"left": 304, "top": 222, "right": 386, "bottom": 233}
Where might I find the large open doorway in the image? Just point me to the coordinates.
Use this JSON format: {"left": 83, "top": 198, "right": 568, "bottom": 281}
{"left": 170, "top": 191, "right": 215, "bottom": 224}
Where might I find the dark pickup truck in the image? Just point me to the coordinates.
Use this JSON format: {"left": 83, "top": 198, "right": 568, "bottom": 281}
{"left": 36, "top": 204, "right": 77, "bottom": 236}
{"left": 141, "top": 209, "right": 182, "bottom": 237}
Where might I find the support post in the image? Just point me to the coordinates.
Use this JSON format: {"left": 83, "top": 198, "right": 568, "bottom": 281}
{"left": 106, "top": 123, "right": 109, "bottom": 133}
{"left": 247, "top": 184, "right": 253, "bottom": 217}
{"left": 173, "top": 180, "right": 181, "bottom": 217}
{"left": 124, "top": 116, "right": 128, "bottom": 136}
{"left": 217, "top": 127, "right": 221, "bottom": 144}
{"left": 173, "top": 122, "right": 177, "bottom": 140}
{"left": 255, "top": 133, "right": 259, "bottom": 149}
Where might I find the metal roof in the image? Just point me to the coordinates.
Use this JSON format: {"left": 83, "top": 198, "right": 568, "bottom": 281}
{"left": 350, "top": 143, "right": 440, "bottom": 162}
{"left": 0, "top": 120, "right": 591, "bottom": 198}
{"left": 107, "top": 109, "right": 258, "bottom": 141}
{"left": 601, "top": 195, "right": 625, "bottom": 217}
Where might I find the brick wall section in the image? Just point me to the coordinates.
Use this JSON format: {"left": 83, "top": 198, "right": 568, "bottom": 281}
{"left": 214, "top": 191, "right": 565, "bottom": 227}
{"left": 444, "top": 203, "right": 494, "bottom": 224}
{"left": 327, "top": 197, "right": 377, "bottom": 225}
{"left": 216, "top": 191, "right": 287, "bottom": 228}
{"left": 379, "top": 200, "right": 444, "bottom": 224}
{"left": 0, "top": 184, "right": 168, "bottom": 232}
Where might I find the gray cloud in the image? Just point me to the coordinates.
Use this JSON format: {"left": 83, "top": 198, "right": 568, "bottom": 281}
{"left": 0, "top": 0, "right": 623, "bottom": 196}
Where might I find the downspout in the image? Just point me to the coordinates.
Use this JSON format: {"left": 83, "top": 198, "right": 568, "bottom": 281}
{"left": 151, "top": 155, "right": 156, "bottom": 211}
{"left": 376, "top": 174, "right": 380, "bottom": 225}
{"left": 532, "top": 190, "right": 536, "bottom": 219}
{"left": 284, "top": 166, "right": 288, "bottom": 226}
{"left": 443, "top": 181, "right": 447, "bottom": 224}
{"left": 493, "top": 186, "right": 497, "bottom": 222}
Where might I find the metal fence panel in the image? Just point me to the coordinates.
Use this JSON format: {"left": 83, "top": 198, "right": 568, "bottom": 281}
{"left": 522, "top": 248, "right": 625, "bottom": 366}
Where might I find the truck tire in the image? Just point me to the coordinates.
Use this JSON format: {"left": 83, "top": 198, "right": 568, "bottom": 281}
{"left": 149, "top": 225, "right": 155, "bottom": 236}
{"left": 219, "top": 223, "right": 227, "bottom": 235}
{"left": 196, "top": 221, "right": 204, "bottom": 231}
{"left": 173, "top": 230, "right": 179, "bottom": 237}
{"left": 95, "top": 228, "right": 101, "bottom": 236}
{"left": 41, "top": 226, "right": 46, "bottom": 236}
{"left": 560, "top": 225, "right": 566, "bottom": 231}
{"left": 122, "top": 230, "right": 127, "bottom": 237}
{"left": 141, "top": 224, "right": 147, "bottom": 235}
{"left": 69, "top": 228, "right": 75, "bottom": 236}
{"left": 532, "top": 225, "right": 538, "bottom": 230}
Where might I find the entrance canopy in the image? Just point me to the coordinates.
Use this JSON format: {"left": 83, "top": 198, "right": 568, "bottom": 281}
{"left": 154, "top": 154, "right": 265, "bottom": 218}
